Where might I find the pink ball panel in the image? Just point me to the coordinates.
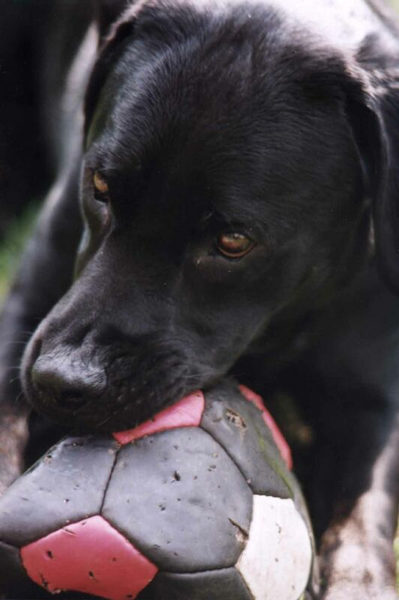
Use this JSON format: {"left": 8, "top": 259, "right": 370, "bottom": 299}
{"left": 239, "top": 385, "right": 293, "bottom": 469}
{"left": 113, "top": 391, "right": 205, "bottom": 444}
{"left": 20, "top": 515, "right": 158, "bottom": 600}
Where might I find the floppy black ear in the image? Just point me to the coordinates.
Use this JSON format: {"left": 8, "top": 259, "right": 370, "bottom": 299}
{"left": 84, "top": 15, "right": 136, "bottom": 137}
{"left": 344, "top": 78, "right": 399, "bottom": 293}
{"left": 371, "top": 94, "right": 399, "bottom": 293}
{"left": 302, "top": 53, "right": 399, "bottom": 292}
{"left": 93, "top": 0, "right": 131, "bottom": 37}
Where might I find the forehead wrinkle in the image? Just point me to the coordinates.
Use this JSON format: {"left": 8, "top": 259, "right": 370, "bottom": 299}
{"left": 86, "top": 2, "right": 359, "bottom": 235}
{"left": 89, "top": 8, "right": 295, "bottom": 171}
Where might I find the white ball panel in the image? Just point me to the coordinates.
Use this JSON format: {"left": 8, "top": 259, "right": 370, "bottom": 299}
{"left": 236, "top": 495, "right": 312, "bottom": 600}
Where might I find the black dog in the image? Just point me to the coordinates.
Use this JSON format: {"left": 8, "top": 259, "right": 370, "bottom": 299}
{"left": 2, "top": 0, "right": 399, "bottom": 597}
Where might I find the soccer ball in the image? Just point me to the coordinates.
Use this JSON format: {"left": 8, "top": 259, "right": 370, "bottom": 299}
{"left": 0, "top": 381, "right": 316, "bottom": 600}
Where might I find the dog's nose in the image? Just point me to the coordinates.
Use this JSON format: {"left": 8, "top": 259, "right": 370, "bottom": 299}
{"left": 30, "top": 353, "right": 106, "bottom": 411}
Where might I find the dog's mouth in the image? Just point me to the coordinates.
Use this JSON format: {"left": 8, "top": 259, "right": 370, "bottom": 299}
{"left": 22, "top": 335, "right": 213, "bottom": 432}
{"left": 87, "top": 348, "right": 206, "bottom": 432}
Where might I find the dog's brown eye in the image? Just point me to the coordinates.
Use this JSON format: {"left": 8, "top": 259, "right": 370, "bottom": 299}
{"left": 93, "top": 171, "right": 109, "bottom": 197}
{"left": 217, "top": 233, "right": 255, "bottom": 258}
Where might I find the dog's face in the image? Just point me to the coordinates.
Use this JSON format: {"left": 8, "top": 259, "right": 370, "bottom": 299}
{"left": 22, "top": 2, "right": 368, "bottom": 431}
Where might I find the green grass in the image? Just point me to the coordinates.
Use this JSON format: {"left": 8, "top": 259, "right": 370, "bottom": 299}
{"left": 0, "top": 204, "right": 39, "bottom": 305}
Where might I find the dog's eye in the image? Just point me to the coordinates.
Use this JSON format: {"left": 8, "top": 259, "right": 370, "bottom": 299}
{"left": 93, "top": 171, "right": 109, "bottom": 199}
{"left": 216, "top": 232, "right": 255, "bottom": 258}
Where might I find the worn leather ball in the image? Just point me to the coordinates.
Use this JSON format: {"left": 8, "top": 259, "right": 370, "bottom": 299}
{"left": 0, "top": 381, "right": 315, "bottom": 600}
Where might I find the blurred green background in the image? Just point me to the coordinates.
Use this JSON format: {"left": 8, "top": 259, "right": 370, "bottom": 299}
{"left": 0, "top": 204, "right": 38, "bottom": 302}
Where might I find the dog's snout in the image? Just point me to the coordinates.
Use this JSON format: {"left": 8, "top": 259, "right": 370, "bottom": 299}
{"left": 30, "top": 352, "right": 106, "bottom": 412}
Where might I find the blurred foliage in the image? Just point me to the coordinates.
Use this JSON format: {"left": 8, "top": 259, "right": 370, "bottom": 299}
{"left": 0, "top": 204, "right": 38, "bottom": 305}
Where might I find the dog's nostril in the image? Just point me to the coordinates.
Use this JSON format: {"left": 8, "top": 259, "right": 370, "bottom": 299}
{"left": 30, "top": 353, "right": 106, "bottom": 413}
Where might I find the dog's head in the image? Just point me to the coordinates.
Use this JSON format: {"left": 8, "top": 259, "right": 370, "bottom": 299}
{"left": 22, "top": 0, "right": 399, "bottom": 431}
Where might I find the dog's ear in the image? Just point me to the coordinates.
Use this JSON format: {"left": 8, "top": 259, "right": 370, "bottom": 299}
{"left": 303, "top": 58, "right": 399, "bottom": 292}
{"left": 84, "top": 13, "right": 136, "bottom": 138}
{"left": 344, "top": 78, "right": 399, "bottom": 293}
{"left": 93, "top": 0, "right": 131, "bottom": 37}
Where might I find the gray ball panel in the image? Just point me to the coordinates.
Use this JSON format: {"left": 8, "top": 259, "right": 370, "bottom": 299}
{"left": 201, "top": 382, "right": 292, "bottom": 497}
{"left": 103, "top": 428, "right": 252, "bottom": 572}
{"left": 0, "top": 436, "right": 118, "bottom": 547}
{"left": 138, "top": 568, "right": 253, "bottom": 600}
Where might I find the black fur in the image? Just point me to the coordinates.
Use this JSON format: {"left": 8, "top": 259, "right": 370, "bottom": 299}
{"left": 2, "top": 1, "right": 399, "bottom": 598}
